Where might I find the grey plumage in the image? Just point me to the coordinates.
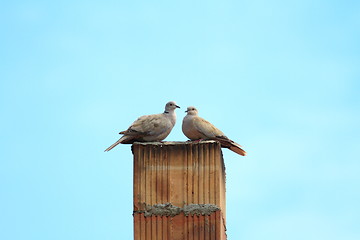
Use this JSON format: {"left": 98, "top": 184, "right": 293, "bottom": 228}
{"left": 105, "top": 101, "right": 180, "bottom": 152}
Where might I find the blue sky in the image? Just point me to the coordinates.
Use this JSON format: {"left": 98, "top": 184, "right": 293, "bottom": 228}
{"left": 1, "top": 0, "right": 359, "bottom": 239}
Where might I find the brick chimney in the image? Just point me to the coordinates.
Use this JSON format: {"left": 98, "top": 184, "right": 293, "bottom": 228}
{"left": 132, "top": 141, "right": 227, "bottom": 240}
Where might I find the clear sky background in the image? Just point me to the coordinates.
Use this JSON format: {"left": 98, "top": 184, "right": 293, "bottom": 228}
{"left": 1, "top": 0, "right": 359, "bottom": 239}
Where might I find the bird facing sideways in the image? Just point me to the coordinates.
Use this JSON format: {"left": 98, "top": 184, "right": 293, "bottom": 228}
{"left": 104, "top": 101, "right": 180, "bottom": 152}
{"left": 182, "top": 106, "right": 247, "bottom": 156}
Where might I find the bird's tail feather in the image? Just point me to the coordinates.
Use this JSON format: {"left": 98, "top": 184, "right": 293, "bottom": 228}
{"left": 104, "top": 135, "right": 136, "bottom": 152}
{"left": 217, "top": 138, "right": 247, "bottom": 156}
{"left": 104, "top": 139, "right": 122, "bottom": 152}
{"left": 229, "top": 144, "right": 247, "bottom": 156}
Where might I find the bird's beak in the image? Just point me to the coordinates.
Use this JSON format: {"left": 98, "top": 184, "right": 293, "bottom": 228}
{"left": 185, "top": 110, "right": 188, "bottom": 113}
{"left": 176, "top": 105, "right": 180, "bottom": 108}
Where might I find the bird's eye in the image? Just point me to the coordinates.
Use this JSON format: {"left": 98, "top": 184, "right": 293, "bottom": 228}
{"left": 192, "top": 108, "right": 195, "bottom": 110}
{"left": 170, "top": 103, "right": 173, "bottom": 106}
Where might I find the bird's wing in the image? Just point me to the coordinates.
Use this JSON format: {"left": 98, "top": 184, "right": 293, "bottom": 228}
{"left": 122, "top": 113, "right": 170, "bottom": 138}
{"left": 193, "top": 116, "right": 247, "bottom": 156}
{"left": 193, "top": 116, "right": 225, "bottom": 139}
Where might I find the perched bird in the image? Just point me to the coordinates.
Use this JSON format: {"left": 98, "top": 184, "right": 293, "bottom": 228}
{"left": 182, "top": 106, "right": 246, "bottom": 156}
{"left": 105, "top": 101, "right": 180, "bottom": 152}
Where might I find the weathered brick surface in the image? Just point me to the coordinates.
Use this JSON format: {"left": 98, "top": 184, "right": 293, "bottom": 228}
{"left": 133, "top": 211, "right": 226, "bottom": 240}
{"left": 132, "top": 141, "right": 227, "bottom": 240}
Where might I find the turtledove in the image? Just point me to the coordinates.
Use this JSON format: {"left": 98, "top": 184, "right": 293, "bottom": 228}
{"left": 105, "top": 101, "right": 180, "bottom": 152}
{"left": 182, "top": 106, "right": 246, "bottom": 156}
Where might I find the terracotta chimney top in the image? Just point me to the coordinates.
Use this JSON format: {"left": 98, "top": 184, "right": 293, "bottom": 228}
{"left": 132, "top": 141, "right": 227, "bottom": 240}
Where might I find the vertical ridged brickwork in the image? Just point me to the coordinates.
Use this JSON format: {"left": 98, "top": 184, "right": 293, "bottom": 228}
{"left": 132, "top": 141, "right": 226, "bottom": 240}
